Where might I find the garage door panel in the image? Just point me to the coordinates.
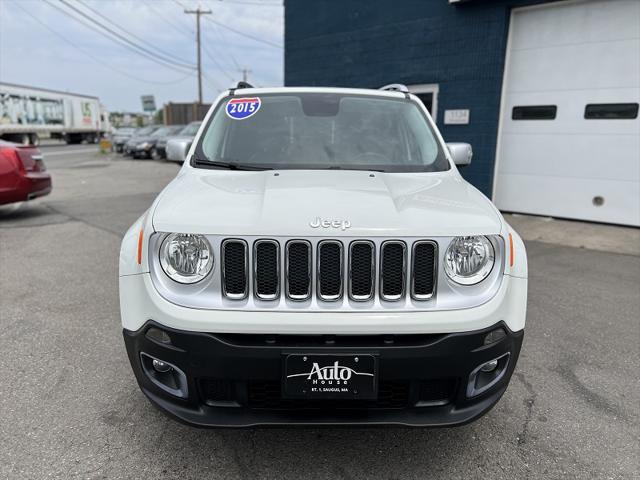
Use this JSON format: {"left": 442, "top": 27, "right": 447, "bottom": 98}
{"left": 503, "top": 88, "right": 640, "bottom": 136}
{"left": 510, "top": 0, "right": 640, "bottom": 50}
{"left": 494, "top": 173, "right": 640, "bottom": 226}
{"left": 508, "top": 40, "right": 640, "bottom": 92}
{"left": 495, "top": 0, "right": 640, "bottom": 226}
{"left": 498, "top": 133, "right": 640, "bottom": 182}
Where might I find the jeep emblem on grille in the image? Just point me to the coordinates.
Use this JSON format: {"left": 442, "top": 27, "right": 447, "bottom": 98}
{"left": 309, "top": 217, "right": 351, "bottom": 230}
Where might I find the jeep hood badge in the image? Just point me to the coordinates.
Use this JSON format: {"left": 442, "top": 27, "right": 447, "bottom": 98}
{"left": 309, "top": 217, "right": 352, "bottom": 230}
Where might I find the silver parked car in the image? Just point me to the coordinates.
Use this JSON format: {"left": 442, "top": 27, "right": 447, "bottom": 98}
{"left": 111, "top": 127, "right": 137, "bottom": 153}
{"left": 165, "top": 122, "right": 202, "bottom": 163}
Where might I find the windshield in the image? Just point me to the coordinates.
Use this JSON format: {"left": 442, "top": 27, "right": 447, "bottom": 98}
{"left": 151, "top": 126, "right": 183, "bottom": 137}
{"left": 136, "top": 125, "right": 159, "bottom": 136}
{"left": 195, "top": 93, "right": 448, "bottom": 172}
{"left": 180, "top": 122, "right": 201, "bottom": 136}
{"left": 115, "top": 128, "right": 135, "bottom": 135}
{"left": 151, "top": 127, "right": 171, "bottom": 137}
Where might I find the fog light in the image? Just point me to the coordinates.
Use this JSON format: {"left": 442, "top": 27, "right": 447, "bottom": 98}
{"left": 140, "top": 353, "right": 188, "bottom": 398}
{"left": 467, "top": 352, "right": 511, "bottom": 397}
{"left": 152, "top": 359, "right": 172, "bottom": 373}
{"left": 480, "top": 359, "right": 498, "bottom": 372}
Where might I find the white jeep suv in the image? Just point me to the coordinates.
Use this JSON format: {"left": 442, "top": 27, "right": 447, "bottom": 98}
{"left": 119, "top": 84, "right": 528, "bottom": 427}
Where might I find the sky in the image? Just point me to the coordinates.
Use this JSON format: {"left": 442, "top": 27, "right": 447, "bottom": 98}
{"left": 0, "top": 0, "right": 284, "bottom": 112}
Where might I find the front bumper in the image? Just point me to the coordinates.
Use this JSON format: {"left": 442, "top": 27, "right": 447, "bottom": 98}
{"left": 155, "top": 144, "right": 167, "bottom": 158}
{"left": 123, "top": 321, "right": 523, "bottom": 427}
{"left": 132, "top": 145, "right": 153, "bottom": 157}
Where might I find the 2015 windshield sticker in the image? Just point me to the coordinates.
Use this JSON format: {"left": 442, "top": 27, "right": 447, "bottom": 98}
{"left": 226, "top": 97, "right": 261, "bottom": 120}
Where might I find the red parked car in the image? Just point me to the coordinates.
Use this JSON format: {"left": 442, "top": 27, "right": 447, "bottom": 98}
{"left": 0, "top": 140, "right": 52, "bottom": 205}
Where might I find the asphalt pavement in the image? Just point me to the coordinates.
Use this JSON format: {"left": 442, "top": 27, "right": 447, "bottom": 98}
{"left": 0, "top": 143, "right": 638, "bottom": 479}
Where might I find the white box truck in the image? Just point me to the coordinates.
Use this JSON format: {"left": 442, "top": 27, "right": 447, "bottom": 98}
{"left": 0, "top": 82, "right": 110, "bottom": 145}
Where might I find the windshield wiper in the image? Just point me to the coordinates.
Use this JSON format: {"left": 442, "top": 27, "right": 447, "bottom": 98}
{"left": 192, "top": 156, "right": 272, "bottom": 171}
{"left": 324, "top": 165, "right": 386, "bottom": 172}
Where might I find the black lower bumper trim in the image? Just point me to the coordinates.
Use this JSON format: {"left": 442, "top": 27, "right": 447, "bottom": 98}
{"left": 123, "top": 321, "right": 523, "bottom": 427}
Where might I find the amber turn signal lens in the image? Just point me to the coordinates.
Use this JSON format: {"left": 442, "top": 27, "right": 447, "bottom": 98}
{"left": 508, "top": 233, "right": 514, "bottom": 267}
{"left": 137, "top": 229, "right": 144, "bottom": 265}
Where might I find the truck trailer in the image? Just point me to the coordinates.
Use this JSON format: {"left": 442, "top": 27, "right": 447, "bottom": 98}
{"left": 0, "top": 82, "right": 110, "bottom": 145}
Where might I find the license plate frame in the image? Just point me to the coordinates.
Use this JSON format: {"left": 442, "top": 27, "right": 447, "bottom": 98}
{"left": 283, "top": 354, "right": 378, "bottom": 400}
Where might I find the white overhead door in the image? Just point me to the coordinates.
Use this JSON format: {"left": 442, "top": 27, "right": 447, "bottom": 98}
{"left": 493, "top": 0, "right": 640, "bottom": 226}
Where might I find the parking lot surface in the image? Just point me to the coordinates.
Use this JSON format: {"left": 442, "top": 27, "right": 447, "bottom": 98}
{"left": 1, "top": 144, "right": 638, "bottom": 479}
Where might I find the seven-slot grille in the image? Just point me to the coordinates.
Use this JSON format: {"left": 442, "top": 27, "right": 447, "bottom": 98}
{"left": 221, "top": 239, "right": 437, "bottom": 302}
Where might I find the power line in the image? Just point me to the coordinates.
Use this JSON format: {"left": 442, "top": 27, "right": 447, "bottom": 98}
{"left": 202, "top": 73, "right": 224, "bottom": 92}
{"left": 75, "top": 0, "right": 193, "bottom": 68}
{"left": 202, "top": 14, "right": 283, "bottom": 48}
{"left": 204, "top": 18, "right": 241, "bottom": 70}
{"left": 141, "top": 0, "right": 194, "bottom": 39}
{"left": 60, "top": 0, "right": 195, "bottom": 70}
{"left": 174, "top": 0, "right": 283, "bottom": 48}
{"left": 201, "top": 43, "right": 235, "bottom": 81}
{"left": 11, "top": 0, "right": 194, "bottom": 86}
{"left": 55, "top": 0, "right": 196, "bottom": 72}
{"left": 44, "top": 0, "right": 193, "bottom": 75}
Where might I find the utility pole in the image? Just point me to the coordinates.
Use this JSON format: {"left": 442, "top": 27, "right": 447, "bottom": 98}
{"left": 239, "top": 68, "right": 252, "bottom": 83}
{"left": 184, "top": 6, "right": 212, "bottom": 104}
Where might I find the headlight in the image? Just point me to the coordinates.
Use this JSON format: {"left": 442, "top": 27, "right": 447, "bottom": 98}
{"left": 444, "top": 236, "right": 495, "bottom": 285}
{"left": 138, "top": 142, "right": 151, "bottom": 149}
{"left": 160, "top": 233, "right": 213, "bottom": 284}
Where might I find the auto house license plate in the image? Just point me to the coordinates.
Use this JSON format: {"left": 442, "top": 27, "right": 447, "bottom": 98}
{"left": 284, "top": 354, "right": 377, "bottom": 399}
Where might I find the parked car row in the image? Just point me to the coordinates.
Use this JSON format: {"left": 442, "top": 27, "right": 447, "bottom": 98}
{"left": 0, "top": 120, "right": 202, "bottom": 207}
{"left": 110, "top": 122, "right": 202, "bottom": 163}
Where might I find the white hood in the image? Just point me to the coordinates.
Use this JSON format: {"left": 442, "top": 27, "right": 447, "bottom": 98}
{"left": 152, "top": 169, "right": 503, "bottom": 237}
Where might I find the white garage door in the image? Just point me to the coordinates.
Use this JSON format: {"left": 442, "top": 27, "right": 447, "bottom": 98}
{"left": 493, "top": 0, "right": 640, "bottom": 226}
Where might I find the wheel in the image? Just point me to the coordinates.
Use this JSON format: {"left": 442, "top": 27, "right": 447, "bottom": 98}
{"left": 20, "top": 134, "right": 30, "bottom": 145}
{"left": 65, "top": 134, "right": 81, "bottom": 144}
{"left": 29, "top": 133, "right": 40, "bottom": 146}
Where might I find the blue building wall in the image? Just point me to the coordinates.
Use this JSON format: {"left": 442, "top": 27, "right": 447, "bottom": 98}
{"left": 284, "top": 0, "right": 556, "bottom": 197}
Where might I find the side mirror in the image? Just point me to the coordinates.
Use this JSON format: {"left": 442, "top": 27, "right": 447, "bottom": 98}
{"left": 446, "top": 143, "right": 473, "bottom": 167}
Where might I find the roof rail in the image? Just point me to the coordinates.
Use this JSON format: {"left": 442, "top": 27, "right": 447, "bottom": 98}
{"left": 379, "top": 83, "right": 409, "bottom": 93}
{"left": 229, "top": 81, "right": 254, "bottom": 95}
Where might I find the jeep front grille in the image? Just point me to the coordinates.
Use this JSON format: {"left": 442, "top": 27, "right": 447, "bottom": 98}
{"left": 349, "top": 241, "right": 375, "bottom": 301}
{"left": 411, "top": 241, "right": 437, "bottom": 300}
{"left": 223, "top": 238, "right": 437, "bottom": 304}
{"left": 254, "top": 240, "right": 280, "bottom": 300}
{"left": 380, "top": 241, "right": 407, "bottom": 301}
{"left": 221, "top": 239, "right": 248, "bottom": 299}
{"left": 285, "top": 240, "right": 312, "bottom": 301}
{"left": 317, "top": 241, "right": 343, "bottom": 301}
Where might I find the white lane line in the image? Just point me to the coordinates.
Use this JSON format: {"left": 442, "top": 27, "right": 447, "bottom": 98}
{"left": 43, "top": 148, "right": 99, "bottom": 157}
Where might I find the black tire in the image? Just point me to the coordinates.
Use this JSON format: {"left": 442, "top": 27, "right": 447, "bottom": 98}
{"left": 65, "top": 134, "right": 81, "bottom": 145}
{"left": 29, "top": 133, "right": 40, "bottom": 146}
